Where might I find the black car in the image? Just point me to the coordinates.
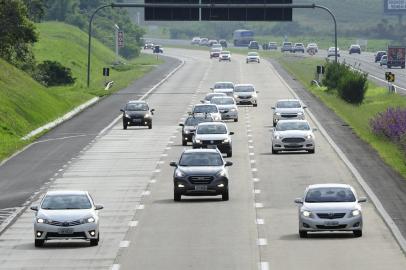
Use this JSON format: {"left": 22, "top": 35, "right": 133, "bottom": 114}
{"left": 170, "top": 149, "right": 233, "bottom": 201}
{"left": 248, "top": 41, "right": 260, "bottom": 50}
{"left": 179, "top": 115, "right": 214, "bottom": 146}
{"left": 375, "top": 51, "right": 387, "bottom": 62}
{"left": 219, "top": 39, "right": 228, "bottom": 48}
{"left": 120, "top": 101, "right": 155, "bottom": 129}
{"left": 349, "top": 44, "right": 361, "bottom": 54}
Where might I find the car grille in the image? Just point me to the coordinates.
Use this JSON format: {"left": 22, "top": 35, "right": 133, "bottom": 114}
{"left": 239, "top": 95, "right": 252, "bottom": 99}
{"left": 189, "top": 176, "right": 214, "bottom": 184}
{"left": 282, "top": 138, "right": 305, "bottom": 143}
{"left": 317, "top": 213, "right": 346, "bottom": 219}
{"left": 202, "top": 140, "right": 223, "bottom": 145}
{"left": 220, "top": 110, "right": 229, "bottom": 113}
{"left": 281, "top": 114, "right": 298, "bottom": 118}
{"left": 316, "top": 225, "right": 347, "bottom": 229}
{"left": 47, "top": 232, "right": 87, "bottom": 238}
{"left": 284, "top": 145, "right": 303, "bottom": 149}
{"left": 48, "top": 220, "right": 82, "bottom": 227}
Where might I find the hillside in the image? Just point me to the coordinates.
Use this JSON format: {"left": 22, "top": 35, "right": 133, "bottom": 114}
{"left": 0, "top": 22, "right": 159, "bottom": 160}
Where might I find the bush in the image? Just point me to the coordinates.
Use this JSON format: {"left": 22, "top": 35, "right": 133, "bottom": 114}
{"left": 34, "top": 60, "right": 75, "bottom": 86}
{"left": 322, "top": 61, "right": 350, "bottom": 91}
{"left": 370, "top": 107, "right": 406, "bottom": 141}
{"left": 337, "top": 71, "right": 368, "bottom": 104}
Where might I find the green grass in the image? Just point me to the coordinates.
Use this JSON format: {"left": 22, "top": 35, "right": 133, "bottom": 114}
{"left": 276, "top": 55, "right": 406, "bottom": 178}
{"left": 0, "top": 22, "right": 162, "bottom": 161}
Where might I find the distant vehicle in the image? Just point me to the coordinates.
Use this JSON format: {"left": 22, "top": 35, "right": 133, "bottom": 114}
{"left": 210, "top": 96, "right": 238, "bottom": 122}
{"left": 191, "top": 104, "right": 222, "bottom": 121}
{"left": 380, "top": 55, "right": 388, "bottom": 66}
{"left": 211, "top": 82, "right": 235, "bottom": 97}
{"left": 219, "top": 51, "right": 231, "bottom": 62}
{"left": 192, "top": 122, "right": 234, "bottom": 157}
{"left": 199, "top": 38, "right": 209, "bottom": 46}
{"left": 201, "top": 92, "right": 227, "bottom": 104}
{"left": 281, "top": 42, "right": 293, "bottom": 52}
{"left": 387, "top": 46, "right": 405, "bottom": 69}
{"left": 246, "top": 52, "right": 260, "bottom": 63}
{"left": 293, "top": 43, "right": 305, "bottom": 53}
{"left": 144, "top": 42, "right": 154, "bottom": 49}
{"left": 121, "top": 100, "right": 155, "bottom": 129}
{"left": 268, "top": 42, "right": 278, "bottom": 50}
{"left": 327, "top": 47, "right": 340, "bottom": 57}
{"left": 233, "top": 29, "right": 254, "bottom": 47}
{"left": 374, "top": 51, "right": 386, "bottom": 62}
{"left": 31, "top": 190, "right": 103, "bottom": 247}
{"left": 208, "top": 40, "right": 219, "bottom": 47}
{"left": 170, "top": 149, "right": 233, "bottom": 201}
{"left": 210, "top": 48, "right": 221, "bottom": 58}
{"left": 349, "top": 44, "right": 361, "bottom": 54}
{"left": 179, "top": 115, "right": 213, "bottom": 146}
{"left": 306, "top": 43, "right": 319, "bottom": 54}
{"left": 272, "top": 120, "right": 315, "bottom": 154}
{"left": 153, "top": 45, "right": 163, "bottom": 54}
{"left": 272, "top": 99, "right": 306, "bottom": 127}
{"left": 294, "top": 184, "right": 367, "bottom": 238}
{"left": 211, "top": 43, "right": 222, "bottom": 50}
{"left": 219, "top": 39, "right": 228, "bottom": 48}
{"left": 191, "top": 37, "right": 201, "bottom": 45}
{"left": 233, "top": 84, "right": 258, "bottom": 107}
{"left": 248, "top": 41, "right": 260, "bottom": 50}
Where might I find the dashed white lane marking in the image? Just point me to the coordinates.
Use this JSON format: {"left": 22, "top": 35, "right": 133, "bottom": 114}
{"left": 150, "top": 179, "right": 157, "bottom": 183}
{"left": 158, "top": 160, "right": 165, "bottom": 164}
{"left": 248, "top": 140, "right": 253, "bottom": 143}
{"left": 257, "top": 238, "right": 268, "bottom": 246}
{"left": 251, "top": 168, "right": 258, "bottom": 172}
{"left": 253, "top": 189, "right": 261, "bottom": 194}
{"left": 165, "top": 147, "right": 171, "bottom": 150}
{"left": 128, "top": 221, "right": 139, "bottom": 227}
{"left": 142, "top": 191, "right": 151, "bottom": 196}
{"left": 161, "top": 154, "right": 168, "bottom": 157}
{"left": 251, "top": 160, "right": 256, "bottom": 164}
{"left": 168, "top": 141, "right": 174, "bottom": 144}
{"left": 255, "top": 203, "right": 264, "bottom": 208}
{"left": 259, "top": 262, "right": 270, "bottom": 270}
{"left": 248, "top": 134, "right": 252, "bottom": 137}
{"left": 53, "top": 173, "right": 58, "bottom": 177}
{"left": 249, "top": 153, "right": 255, "bottom": 156}
{"left": 249, "top": 145, "right": 254, "bottom": 149}
{"left": 253, "top": 178, "right": 260, "bottom": 182}
{"left": 111, "top": 264, "right": 120, "bottom": 270}
{"left": 58, "top": 169, "right": 64, "bottom": 172}
{"left": 154, "top": 169, "right": 161, "bottom": 173}
{"left": 119, "top": 241, "right": 130, "bottom": 248}
{"left": 137, "top": 205, "right": 145, "bottom": 210}
{"left": 256, "top": 219, "right": 265, "bottom": 225}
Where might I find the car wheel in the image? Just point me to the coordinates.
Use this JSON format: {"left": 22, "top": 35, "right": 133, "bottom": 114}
{"left": 35, "top": 239, "right": 45, "bottom": 247}
{"left": 299, "top": 230, "right": 308, "bottom": 238}
{"left": 123, "top": 123, "right": 127, "bottom": 130}
{"left": 272, "top": 146, "right": 278, "bottom": 154}
{"left": 308, "top": 149, "right": 315, "bottom": 154}
{"left": 222, "top": 189, "right": 229, "bottom": 201}
{"left": 234, "top": 118, "right": 238, "bottom": 122}
{"left": 90, "top": 234, "right": 99, "bottom": 246}
{"left": 246, "top": 61, "right": 248, "bottom": 64}
{"left": 258, "top": 60, "right": 260, "bottom": 63}
{"left": 174, "top": 190, "right": 181, "bottom": 201}
{"left": 253, "top": 103, "right": 258, "bottom": 107}
{"left": 182, "top": 139, "right": 187, "bottom": 146}
{"left": 353, "top": 230, "right": 362, "bottom": 237}
{"left": 148, "top": 123, "right": 152, "bottom": 129}
{"left": 227, "top": 151, "right": 232, "bottom": 158}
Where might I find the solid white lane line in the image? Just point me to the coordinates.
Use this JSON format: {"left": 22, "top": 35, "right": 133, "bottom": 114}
{"left": 119, "top": 241, "right": 130, "bottom": 248}
{"left": 257, "top": 238, "right": 268, "bottom": 246}
{"left": 128, "top": 221, "right": 138, "bottom": 227}
{"left": 259, "top": 262, "right": 270, "bottom": 270}
{"left": 256, "top": 219, "right": 265, "bottom": 225}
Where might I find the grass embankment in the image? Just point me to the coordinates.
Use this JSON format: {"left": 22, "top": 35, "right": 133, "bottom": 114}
{"left": 0, "top": 22, "right": 162, "bottom": 161}
{"left": 276, "top": 55, "right": 406, "bottom": 178}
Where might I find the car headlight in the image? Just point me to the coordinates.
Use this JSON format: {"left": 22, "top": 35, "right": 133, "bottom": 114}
{"left": 275, "top": 112, "right": 281, "bottom": 116}
{"left": 37, "top": 218, "right": 46, "bottom": 223}
{"left": 144, "top": 114, "right": 151, "bottom": 118}
{"left": 230, "top": 108, "right": 237, "bottom": 112}
{"left": 195, "top": 139, "right": 201, "bottom": 144}
{"left": 175, "top": 170, "right": 185, "bottom": 178}
{"left": 184, "top": 130, "right": 190, "bottom": 134}
{"left": 306, "top": 134, "right": 313, "bottom": 139}
{"left": 223, "top": 138, "right": 230, "bottom": 143}
{"left": 302, "top": 210, "right": 312, "bottom": 218}
{"left": 216, "top": 170, "right": 226, "bottom": 177}
{"left": 124, "top": 113, "right": 131, "bottom": 118}
{"left": 351, "top": 210, "right": 360, "bottom": 216}
{"left": 234, "top": 94, "right": 239, "bottom": 98}
{"left": 275, "top": 135, "right": 282, "bottom": 140}
{"left": 86, "top": 217, "right": 96, "bottom": 223}
{"left": 297, "top": 112, "right": 303, "bottom": 116}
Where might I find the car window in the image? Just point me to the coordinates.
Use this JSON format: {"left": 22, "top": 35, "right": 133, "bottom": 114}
{"left": 185, "top": 117, "right": 212, "bottom": 126}
{"left": 276, "top": 122, "right": 310, "bottom": 131}
{"left": 248, "top": 52, "right": 258, "bottom": 56}
{"left": 204, "top": 93, "right": 225, "bottom": 101}
{"left": 197, "top": 124, "right": 227, "bottom": 134}
{"left": 126, "top": 103, "right": 148, "bottom": 111}
{"left": 41, "top": 195, "right": 92, "bottom": 210}
{"left": 179, "top": 152, "right": 223, "bottom": 166}
{"left": 234, "top": 85, "right": 254, "bottom": 92}
{"left": 276, "top": 101, "right": 301, "bottom": 108}
{"left": 305, "top": 187, "right": 356, "bottom": 203}
{"left": 193, "top": 105, "right": 218, "bottom": 113}
{"left": 214, "top": 83, "right": 234, "bottom": 89}
{"left": 211, "top": 98, "right": 234, "bottom": 105}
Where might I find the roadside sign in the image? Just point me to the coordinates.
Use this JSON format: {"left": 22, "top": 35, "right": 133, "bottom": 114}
{"left": 118, "top": 31, "right": 124, "bottom": 48}
{"left": 103, "top": 67, "right": 110, "bottom": 77}
{"left": 385, "top": 72, "right": 395, "bottom": 82}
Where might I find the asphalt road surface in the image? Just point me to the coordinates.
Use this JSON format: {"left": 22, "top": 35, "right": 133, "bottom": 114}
{"left": 0, "top": 49, "right": 405, "bottom": 269}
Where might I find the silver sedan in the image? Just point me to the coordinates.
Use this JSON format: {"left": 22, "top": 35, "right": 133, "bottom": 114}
{"left": 31, "top": 190, "right": 103, "bottom": 247}
{"left": 272, "top": 120, "right": 316, "bottom": 154}
{"left": 295, "top": 184, "right": 367, "bottom": 238}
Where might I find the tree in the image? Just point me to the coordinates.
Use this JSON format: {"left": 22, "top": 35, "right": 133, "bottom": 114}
{"left": 23, "top": 0, "right": 46, "bottom": 22}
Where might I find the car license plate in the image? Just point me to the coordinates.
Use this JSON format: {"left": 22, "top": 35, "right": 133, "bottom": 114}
{"left": 195, "top": 185, "right": 207, "bottom": 191}
{"left": 58, "top": 228, "right": 74, "bottom": 234}
{"left": 324, "top": 221, "right": 339, "bottom": 226}
{"left": 207, "top": 145, "right": 217, "bottom": 149}
{"left": 133, "top": 119, "right": 142, "bottom": 123}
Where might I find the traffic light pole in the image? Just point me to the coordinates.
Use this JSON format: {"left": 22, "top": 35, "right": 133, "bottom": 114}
{"left": 87, "top": 3, "right": 338, "bottom": 87}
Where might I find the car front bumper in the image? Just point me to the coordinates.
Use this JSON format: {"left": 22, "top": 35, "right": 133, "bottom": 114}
{"left": 247, "top": 58, "right": 259, "bottom": 62}
{"left": 299, "top": 214, "right": 363, "bottom": 232}
{"left": 219, "top": 57, "right": 231, "bottom": 61}
{"left": 235, "top": 96, "right": 257, "bottom": 105}
{"left": 34, "top": 222, "right": 99, "bottom": 240}
{"left": 174, "top": 176, "right": 228, "bottom": 196}
{"left": 193, "top": 142, "right": 232, "bottom": 153}
{"left": 123, "top": 117, "right": 151, "bottom": 126}
{"left": 272, "top": 138, "right": 315, "bottom": 151}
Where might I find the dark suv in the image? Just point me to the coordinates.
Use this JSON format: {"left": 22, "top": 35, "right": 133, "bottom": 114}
{"left": 179, "top": 115, "right": 214, "bottom": 146}
{"left": 248, "top": 41, "right": 260, "bottom": 50}
{"left": 375, "top": 51, "right": 386, "bottom": 62}
{"left": 170, "top": 149, "right": 233, "bottom": 201}
{"left": 349, "top": 44, "right": 361, "bottom": 54}
{"left": 219, "top": 39, "right": 228, "bottom": 48}
{"left": 120, "top": 100, "right": 155, "bottom": 129}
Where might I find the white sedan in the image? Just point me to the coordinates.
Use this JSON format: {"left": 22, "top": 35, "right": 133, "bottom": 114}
{"left": 272, "top": 120, "right": 316, "bottom": 154}
{"left": 246, "top": 52, "right": 260, "bottom": 63}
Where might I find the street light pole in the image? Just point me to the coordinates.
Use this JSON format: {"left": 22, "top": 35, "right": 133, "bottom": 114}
{"left": 114, "top": 24, "right": 120, "bottom": 64}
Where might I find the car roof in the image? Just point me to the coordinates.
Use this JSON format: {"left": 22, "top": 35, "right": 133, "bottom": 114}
{"left": 215, "top": 81, "right": 234, "bottom": 84}
{"left": 127, "top": 100, "right": 147, "bottom": 104}
{"left": 45, "top": 190, "right": 88, "bottom": 196}
{"left": 221, "top": 51, "right": 230, "bottom": 53}
{"left": 211, "top": 96, "right": 234, "bottom": 100}
{"left": 194, "top": 103, "right": 217, "bottom": 107}
{"left": 183, "top": 148, "right": 221, "bottom": 154}
{"left": 197, "top": 121, "right": 226, "bottom": 127}
{"left": 206, "top": 92, "right": 226, "bottom": 96}
{"left": 248, "top": 52, "right": 258, "bottom": 54}
{"left": 235, "top": 83, "right": 254, "bottom": 87}
{"left": 277, "top": 119, "right": 309, "bottom": 124}
{"left": 307, "top": 183, "right": 353, "bottom": 189}
{"left": 276, "top": 99, "right": 300, "bottom": 102}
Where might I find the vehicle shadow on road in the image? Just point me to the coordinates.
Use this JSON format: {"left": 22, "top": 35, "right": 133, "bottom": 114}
{"left": 15, "top": 241, "right": 91, "bottom": 250}
{"left": 260, "top": 152, "right": 310, "bottom": 156}
{"left": 280, "top": 233, "right": 355, "bottom": 241}
{"left": 154, "top": 198, "right": 223, "bottom": 204}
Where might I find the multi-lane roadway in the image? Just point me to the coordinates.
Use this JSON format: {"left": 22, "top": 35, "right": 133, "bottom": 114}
{"left": 0, "top": 48, "right": 405, "bottom": 269}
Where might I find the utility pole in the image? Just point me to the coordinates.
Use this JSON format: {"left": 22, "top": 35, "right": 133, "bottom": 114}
{"left": 114, "top": 24, "right": 120, "bottom": 64}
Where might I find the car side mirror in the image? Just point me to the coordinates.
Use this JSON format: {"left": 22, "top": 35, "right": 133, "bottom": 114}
{"left": 179, "top": 123, "right": 184, "bottom": 127}
{"left": 210, "top": 87, "right": 214, "bottom": 90}
{"left": 120, "top": 109, "right": 124, "bottom": 113}
{"left": 188, "top": 112, "right": 192, "bottom": 115}
{"left": 225, "top": 161, "right": 233, "bottom": 167}
{"left": 256, "top": 91, "right": 259, "bottom": 93}
{"left": 358, "top": 197, "right": 367, "bottom": 203}
{"left": 271, "top": 127, "right": 275, "bottom": 132}
{"left": 169, "top": 162, "right": 178, "bottom": 167}
{"left": 271, "top": 106, "right": 275, "bottom": 110}
{"left": 229, "top": 132, "right": 234, "bottom": 135}
{"left": 151, "top": 109, "right": 155, "bottom": 115}
{"left": 30, "top": 206, "right": 38, "bottom": 211}
{"left": 95, "top": 204, "right": 104, "bottom": 210}
{"left": 303, "top": 105, "right": 307, "bottom": 109}
{"left": 294, "top": 198, "right": 303, "bottom": 204}
{"left": 200, "top": 100, "right": 205, "bottom": 103}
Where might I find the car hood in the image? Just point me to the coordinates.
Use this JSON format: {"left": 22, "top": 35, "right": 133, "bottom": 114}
{"left": 302, "top": 202, "right": 359, "bottom": 211}
{"left": 184, "top": 126, "right": 196, "bottom": 131}
{"left": 274, "top": 108, "right": 304, "bottom": 114}
{"left": 195, "top": 134, "right": 229, "bottom": 140}
{"left": 275, "top": 130, "right": 312, "bottom": 138}
{"left": 125, "top": 111, "right": 148, "bottom": 117}
{"left": 38, "top": 209, "right": 94, "bottom": 221}
{"left": 178, "top": 166, "right": 224, "bottom": 175}
{"left": 234, "top": 92, "right": 255, "bottom": 97}
{"left": 214, "top": 89, "right": 233, "bottom": 93}
{"left": 216, "top": 104, "right": 236, "bottom": 110}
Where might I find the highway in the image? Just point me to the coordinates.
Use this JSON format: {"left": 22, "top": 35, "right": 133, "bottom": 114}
{"left": 0, "top": 48, "right": 405, "bottom": 269}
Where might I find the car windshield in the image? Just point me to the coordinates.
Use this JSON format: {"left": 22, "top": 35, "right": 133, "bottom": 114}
{"left": 305, "top": 187, "right": 356, "bottom": 203}
{"left": 204, "top": 93, "right": 225, "bottom": 101}
{"left": 185, "top": 117, "right": 212, "bottom": 126}
{"left": 41, "top": 194, "right": 92, "bottom": 210}
{"left": 212, "top": 49, "right": 221, "bottom": 52}
{"left": 283, "top": 43, "right": 292, "bottom": 46}
{"left": 214, "top": 83, "right": 234, "bottom": 89}
{"left": 179, "top": 152, "right": 223, "bottom": 166}
{"left": 276, "top": 101, "right": 301, "bottom": 108}
{"left": 235, "top": 85, "right": 254, "bottom": 92}
{"left": 248, "top": 52, "right": 258, "bottom": 56}
{"left": 211, "top": 98, "right": 234, "bottom": 105}
{"left": 276, "top": 122, "right": 310, "bottom": 131}
{"left": 193, "top": 105, "right": 218, "bottom": 113}
{"left": 197, "top": 124, "right": 227, "bottom": 134}
{"left": 221, "top": 51, "right": 230, "bottom": 55}
{"left": 126, "top": 103, "right": 148, "bottom": 111}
